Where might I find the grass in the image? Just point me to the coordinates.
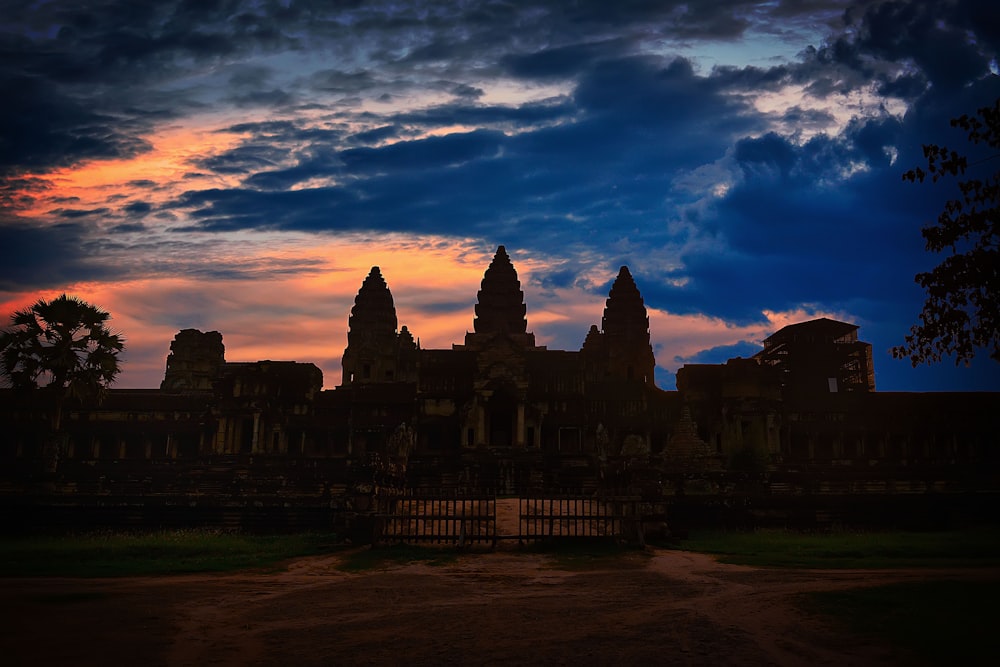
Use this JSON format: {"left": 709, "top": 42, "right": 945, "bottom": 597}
{"left": 804, "top": 580, "right": 1000, "bottom": 665}
{"left": 6, "top": 526, "right": 998, "bottom": 577}
{"left": 0, "top": 530, "right": 342, "bottom": 577}
{"left": 670, "top": 526, "right": 1000, "bottom": 568}
{"left": 673, "top": 528, "right": 1000, "bottom": 662}
{"left": 337, "top": 543, "right": 460, "bottom": 572}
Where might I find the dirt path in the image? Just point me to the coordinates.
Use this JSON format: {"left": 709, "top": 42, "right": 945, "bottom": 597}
{"left": 3, "top": 549, "right": 996, "bottom": 666}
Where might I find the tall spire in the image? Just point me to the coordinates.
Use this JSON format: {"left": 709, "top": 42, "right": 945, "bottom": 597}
{"left": 602, "top": 266, "right": 649, "bottom": 342}
{"left": 596, "top": 266, "right": 655, "bottom": 385}
{"left": 342, "top": 266, "right": 401, "bottom": 385}
{"left": 349, "top": 266, "right": 397, "bottom": 340}
{"left": 474, "top": 245, "right": 528, "bottom": 335}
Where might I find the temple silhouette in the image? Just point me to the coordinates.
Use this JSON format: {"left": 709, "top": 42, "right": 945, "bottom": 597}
{"left": 2, "top": 246, "right": 998, "bottom": 534}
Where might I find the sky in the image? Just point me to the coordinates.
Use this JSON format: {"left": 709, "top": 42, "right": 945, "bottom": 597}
{"left": 2, "top": 0, "right": 999, "bottom": 392}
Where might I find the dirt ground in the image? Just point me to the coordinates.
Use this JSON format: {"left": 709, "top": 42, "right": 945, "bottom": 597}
{"left": 3, "top": 544, "right": 997, "bottom": 667}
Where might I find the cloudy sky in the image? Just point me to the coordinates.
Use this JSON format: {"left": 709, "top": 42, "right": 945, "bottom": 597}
{"left": 2, "top": 0, "right": 999, "bottom": 391}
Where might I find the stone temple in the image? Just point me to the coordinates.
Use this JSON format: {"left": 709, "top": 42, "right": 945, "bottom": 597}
{"left": 2, "top": 245, "right": 998, "bottom": 531}
{"left": 337, "top": 246, "right": 661, "bottom": 455}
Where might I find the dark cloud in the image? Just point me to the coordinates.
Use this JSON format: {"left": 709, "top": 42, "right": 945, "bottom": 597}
{"left": 226, "top": 64, "right": 275, "bottom": 88}
{"left": 395, "top": 98, "right": 576, "bottom": 128}
{"left": 227, "top": 88, "right": 295, "bottom": 108}
{"left": 536, "top": 0, "right": 750, "bottom": 40}
{"left": 0, "top": 0, "right": 912, "bottom": 182}
{"left": 780, "top": 106, "right": 838, "bottom": 131}
{"left": 170, "top": 55, "right": 759, "bottom": 246}
{"left": 733, "top": 133, "right": 798, "bottom": 177}
{"left": 876, "top": 72, "right": 929, "bottom": 99}
{"left": 0, "top": 222, "right": 111, "bottom": 289}
{"left": 674, "top": 341, "right": 763, "bottom": 365}
{"left": 309, "top": 69, "right": 385, "bottom": 94}
{"left": 847, "top": 0, "right": 994, "bottom": 89}
{"left": 638, "top": 76, "right": 1000, "bottom": 390}
{"left": 0, "top": 73, "right": 153, "bottom": 177}
{"left": 501, "top": 41, "right": 628, "bottom": 80}
{"left": 222, "top": 120, "right": 305, "bottom": 136}
{"left": 54, "top": 207, "right": 112, "bottom": 219}
{"left": 709, "top": 64, "right": 793, "bottom": 92}
{"left": 348, "top": 125, "right": 399, "bottom": 145}
{"left": 340, "top": 129, "right": 505, "bottom": 173}
{"left": 783, "top": 0, "right": 1000, "bottom": 102}
{"left": 450, "top": 83, "right": 483, "bottom": 99}
{"left": 110, "top": 222, "right": 147, "bottom": 233}
{"left": 191, "top": 144, "right": 286, "bottom": 175}
{"left": 532, "top": 268, "right": 582, "bottom": 291}
{"left": 123, "top": 201, "right": 152, "bottom": 215}
{"left": 0, "top": 0, "right": 310, "bottom": 180}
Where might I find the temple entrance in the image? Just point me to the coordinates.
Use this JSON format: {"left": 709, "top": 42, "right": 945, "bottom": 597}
{"left": 489, "top": 408, "right": 513, "bottom": 446}
{"left": 486, "top": 385, "right": 516, "bottom": 447}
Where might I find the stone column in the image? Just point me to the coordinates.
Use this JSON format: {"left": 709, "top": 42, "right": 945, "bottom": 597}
{"left": 477, "top": 401, "right": 486, "bottom": 446}
{"left": 516, "top": 403, "right": 525, "bottom": 448}
{"left": 251, "top": 413, "right": 260, "bottom": 453}
{"left": 217, "top": 418, "right": 229, "bottom": 454}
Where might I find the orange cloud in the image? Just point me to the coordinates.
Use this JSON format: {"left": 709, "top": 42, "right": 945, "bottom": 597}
{"left": 18, "top": 122, "right": 246, "bottom": 218}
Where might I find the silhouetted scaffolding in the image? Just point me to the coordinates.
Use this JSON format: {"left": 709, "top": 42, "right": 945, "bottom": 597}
{"left": 755, "top": 318, "right": 875, "bottom": 394}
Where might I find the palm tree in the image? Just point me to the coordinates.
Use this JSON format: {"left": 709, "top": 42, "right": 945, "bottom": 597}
{"left": 0, "top": 295, "right": 125, "bottom": 470}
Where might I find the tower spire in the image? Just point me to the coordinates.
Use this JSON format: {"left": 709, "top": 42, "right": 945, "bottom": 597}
{"left": 341, "top": 266, "right": 401, "bottom": 385}
{"left": 349, "top": 266, "right": 397, "bottom": 340}
{"left": 473, "top": 245, "right": 528, "bottom": 335}
{"left": 462, "top": 245, "right": 537, "bottom": 350}
{"left": 602, "top": 266, "right": 649, "bottom": 342}
{"left": 594, "top": 265, "right": 655, "bottom": 385}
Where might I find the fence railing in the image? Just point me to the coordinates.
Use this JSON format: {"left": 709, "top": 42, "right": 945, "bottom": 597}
{"left": 375, "top": 493, "right": 496, "bottom": 547}
{"left": 518, "top": 494, "right": 640, "bottom": 541}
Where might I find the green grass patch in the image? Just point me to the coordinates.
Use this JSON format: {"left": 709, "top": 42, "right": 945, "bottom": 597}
{"left": 804, "top": 580, "right": 1000, "bottom": 665}
{"left": 0, "top": 530, "right": 343, "bottom": 577}
{"left": 671, "top": 527, "right": 1000, "bottom": 568}
{"left": 527, "top": 538, "right": 650, "bottom": 570}
{"left": 337, "top": 543, "right": 460, "bottom": 572}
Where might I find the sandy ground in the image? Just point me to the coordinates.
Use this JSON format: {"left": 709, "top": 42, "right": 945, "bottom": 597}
{"left": 3, "top": 542, "right": 997, "bottom": 667}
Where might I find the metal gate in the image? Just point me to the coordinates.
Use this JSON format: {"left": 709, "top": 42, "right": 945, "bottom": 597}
{"left": 374, "top": 491, "right": 641, "bottom": 546}
{"left": 375, "top": 491, "right": 497, "bottom": 547}
{"left": 518, "top": 494, "right": 640, "bottom": 541}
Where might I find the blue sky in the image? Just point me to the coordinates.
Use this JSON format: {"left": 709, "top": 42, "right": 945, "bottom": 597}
{"left": 1, "top": 0, "right": 999, "bottom": 391}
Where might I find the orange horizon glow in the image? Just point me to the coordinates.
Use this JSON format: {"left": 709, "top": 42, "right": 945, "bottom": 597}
{"left": 0, "top": 233, "right": 854, "bottom": 391}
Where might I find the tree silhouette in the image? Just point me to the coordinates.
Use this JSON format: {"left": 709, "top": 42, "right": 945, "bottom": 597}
{"left": 0, "top": 295, "right": 124, "bottom": 469}
{"left": 894, "top": 98, "right": 1000, "bottom": 366}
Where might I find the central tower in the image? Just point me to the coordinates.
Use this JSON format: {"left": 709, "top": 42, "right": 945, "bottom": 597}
{"left": 457, "top": 246, "right": 541, "bottom": 451}
{"left": 464, "top": 245, "right": 537, "bottom": 350}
